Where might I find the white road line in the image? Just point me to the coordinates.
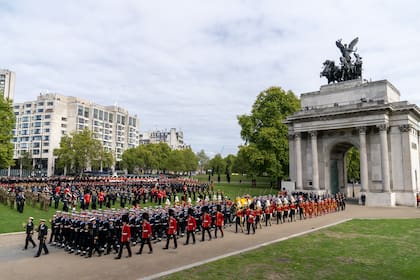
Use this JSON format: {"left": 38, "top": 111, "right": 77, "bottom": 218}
{"left": 140, "top": 218, "right": 353, "bottom": 280}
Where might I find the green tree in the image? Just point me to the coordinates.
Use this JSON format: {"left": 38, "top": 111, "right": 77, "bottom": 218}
{"left": 54, "top": 128, "right": 106, "bottom": 175}
{"left": 346, "top": 147, "right": 360, "bottom": 197}
{"left": 196, "top": 149, "right": 210, "bottom": 174}
{"left": 121, "top": 147, "right": 139, "bottom": 174}
{"left": 237, "top": 86, "right": 300, "bottom": 186}
{"left": 0, "top": 95, "right": 15, "bottom": 168}
{"left": 54, "top": 135, "right": 74, "bottom": 175}
{"left": 183, "top": 147, "right": 198, "bottom": 175}
{"left": 224, "top": 154, "right": 236, "bottom": 182}
{"left": 92, "top": 149, "right": 114, "bottom": 171}
{"left": 209, "top": 154, "right": 226, "bottom": 181}
{"left": 167, "top": 149, "right": 185, "bottom": 174}
{"left": 232, "top": 146, "right": 251, "bottom": 175}
{"left": 20, "top": 150, "right": 33, "bottom": 174}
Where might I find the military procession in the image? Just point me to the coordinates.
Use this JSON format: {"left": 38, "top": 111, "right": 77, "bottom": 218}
{"left": 15, "top": 183, "right": 345, "bottom": 259}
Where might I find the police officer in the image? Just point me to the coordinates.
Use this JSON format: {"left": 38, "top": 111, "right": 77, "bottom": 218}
{"left": 23, "top": 217, "right": 36, "bottom": 250}
{"left": 34, "top": 219, "right": 49, "bottom": 257}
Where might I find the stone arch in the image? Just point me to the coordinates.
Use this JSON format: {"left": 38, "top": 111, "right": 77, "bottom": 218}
{"left": 286, "top": 79, "right": 420, "bottom": 207}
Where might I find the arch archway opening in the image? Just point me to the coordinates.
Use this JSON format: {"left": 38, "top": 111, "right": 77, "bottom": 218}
{"left": 329, "top": 142, "right": 360, "bottom": 196}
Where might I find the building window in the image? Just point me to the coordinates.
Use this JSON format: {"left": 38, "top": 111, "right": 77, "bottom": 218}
{"left": 33, "top": 149, "right": 40, "bottom": 155}
{"left": 34, "top": 122, "right": 41, "bottom": 127}
{"left": 38, "top": 102, "right": 44, "bottom": 106}
{"left": 43, "top": 136, "right": 49, "bottom": 141}
{"left": 47, "top": 101, "right": 54, "bottom": 106}
{"left": 94, "top": 108, "right": 98, "bottom": 119}
{"left": 33, "top": 142, "right": 40, "bottom": 148}
{"left": 78, "top": 106, "right": 83, "bottom": 116}
{"left": 84, "top": 108, "right": 89, "bottom": 118}
{"left": 109, "top": 113, "right": 113, "bottom": 123}
{"left": 25, "top": 104, "right": 32, "bottom": 108}
{"left": 35, "top": 115, "right": 42, "bottom": 121}
{"left": 61, "top": 123, "right": 67, "bottom": 128}
{"left": 44, "top": 122, "right": 50, "bottom": 126}
{"left": 61, "top": 117, "right": 67, "bottom": 121}
{"left": 42, "top": 149, "right": 49, "bottom": 154}
{"left": 45, "top": 128, "right": 50, "bottom": 133}
{"left": 45, "top": 114, "right": 51, "bottom": 119}
{"left": 99, "top": 110, "right": 103, "bottom": 120}
{"left": 37, "top": 108, "right": 44, "bottom": 113}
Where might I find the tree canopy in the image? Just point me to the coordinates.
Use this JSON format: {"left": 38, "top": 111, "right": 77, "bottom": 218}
{"left": 54, "top": 128, "right": 113, "bottom": 175}
{"left": 237, "top": 86, "right": 300, "bottom": 182}
{"left": 346, "top": 147, "right": 360, "bottom": 183}
{"left": 121, "top": 143, "right": 198, "bottom": 175}
{"left": 0, "top": 95, "right": 15, "bottom": 168}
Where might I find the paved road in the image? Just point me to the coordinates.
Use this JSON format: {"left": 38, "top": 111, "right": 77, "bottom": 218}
{"left": 0, "top": 205, "right": 419, "bottom": 280}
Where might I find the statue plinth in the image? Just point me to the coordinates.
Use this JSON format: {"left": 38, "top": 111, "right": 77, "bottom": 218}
{"left": 301, "top": 79, "right": 400, "bottom": 109}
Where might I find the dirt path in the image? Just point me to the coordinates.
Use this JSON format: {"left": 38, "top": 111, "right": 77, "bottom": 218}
{"left": 0, "top": 205, "right": 419, "bottom": 280}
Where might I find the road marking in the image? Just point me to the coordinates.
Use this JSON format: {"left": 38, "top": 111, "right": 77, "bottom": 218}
{"left": 140, "top": 218, "right": 353, "bottom": 280}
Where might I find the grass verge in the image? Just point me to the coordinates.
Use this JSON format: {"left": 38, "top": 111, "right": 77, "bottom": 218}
{"left": 162, "top": 219, "right": 420, "bottom": 280}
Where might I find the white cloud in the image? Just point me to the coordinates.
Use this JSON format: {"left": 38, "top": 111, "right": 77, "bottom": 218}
{"left": 1, "top": 0, "right": 420, "bottom": 156}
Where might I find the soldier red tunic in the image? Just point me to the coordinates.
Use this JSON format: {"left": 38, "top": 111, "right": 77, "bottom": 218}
{"left": 185, "top": 214, "right": 197, "bottom": 245}
{"left": 115, "top": 221, "right": 131, "bottom": 259}
{"left": 201, "top": 212, "right": 212, "bottom": 241}
{"left": 214, "top": 210, "right": 224, "bottom": 238}
{"left": 164, "top": 213, "right": 178, "bottom": 249}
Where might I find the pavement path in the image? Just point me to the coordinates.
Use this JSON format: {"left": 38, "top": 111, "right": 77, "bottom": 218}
{"left": 0, "top": 205, "right": 419, "bottom": 280}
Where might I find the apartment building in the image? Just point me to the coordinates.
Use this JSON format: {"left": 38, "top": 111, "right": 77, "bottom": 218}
{"left": 12, "top": 93, "right": 139, "bottom": 176}
{"left": 0, "top": 69, "right": 15, "bottom": 100}
{"left": 139, "top": 128, "right": 188, "bottom": 150}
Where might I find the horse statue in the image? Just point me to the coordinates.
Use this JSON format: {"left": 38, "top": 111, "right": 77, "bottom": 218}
{"left": 320, "top": 60, "right": 342, "bottom": 84}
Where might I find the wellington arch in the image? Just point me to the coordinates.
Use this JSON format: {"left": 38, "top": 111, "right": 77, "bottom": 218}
{"left": 285, "top": 79, "right": 420, "bottom": 207}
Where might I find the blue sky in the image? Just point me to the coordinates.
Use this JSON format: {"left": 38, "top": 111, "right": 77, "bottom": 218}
{"left": 1, "top": 0, "right": 420, "bottom": 157}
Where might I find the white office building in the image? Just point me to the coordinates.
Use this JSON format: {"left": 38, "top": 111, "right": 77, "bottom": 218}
{"left": 12, "top": 93, "right": 140, "bottom": 176}
{"left": 140, "top": 128, "right": 188, "bottom": 150}
{"left": 0, "top": 69, "right": 16, "bottom": 100}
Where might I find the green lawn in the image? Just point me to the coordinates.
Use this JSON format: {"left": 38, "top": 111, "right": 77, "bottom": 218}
{"left": 0, "top": 202, "right": 58, "bottom": 233}
{"left": 162, "top": 219, "right": 420, "bottom": 280}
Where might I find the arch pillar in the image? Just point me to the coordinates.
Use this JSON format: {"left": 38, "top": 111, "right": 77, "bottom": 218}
{"left": 359, "top": 126, "right": 368, "bottom": 192}
{"left": 310, "top": 131, "right": 319, "bottom": 190}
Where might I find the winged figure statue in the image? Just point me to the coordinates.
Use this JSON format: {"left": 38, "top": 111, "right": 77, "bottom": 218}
{"left": 336, "top": 37, "right": 358, "bottom": 62}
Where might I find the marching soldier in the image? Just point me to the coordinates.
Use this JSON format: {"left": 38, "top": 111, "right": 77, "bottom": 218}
{"left": 136, "top": 212, "right": 153, "bottom": 254}
{"left": 235, "top": 206, "right": 244, "bottom": 233}
{"left": 34, "top": 219, "right": 49, "bottom": 257}
{"left": 23, "top": 217, "right": 36, "bottom": 250}
{"left": 163, "top": 209, "right": 178, "bottom": 249}
{"left": 201, "top": 207, "right": 212, "bottom": 241}
{"left": 184, "top": 208, "right": 196, "bottom": 245}
{"left": 214, "top": 205, "right": 224, "bottom": 238}
{"left": 246, "top": 206, "right": 255, "bottom": 235}
{"left": 115, "top": 215, "right": 131, "bottom": 259}
{"left": 87, "top": 217, "right": 101, "bottom": 257}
